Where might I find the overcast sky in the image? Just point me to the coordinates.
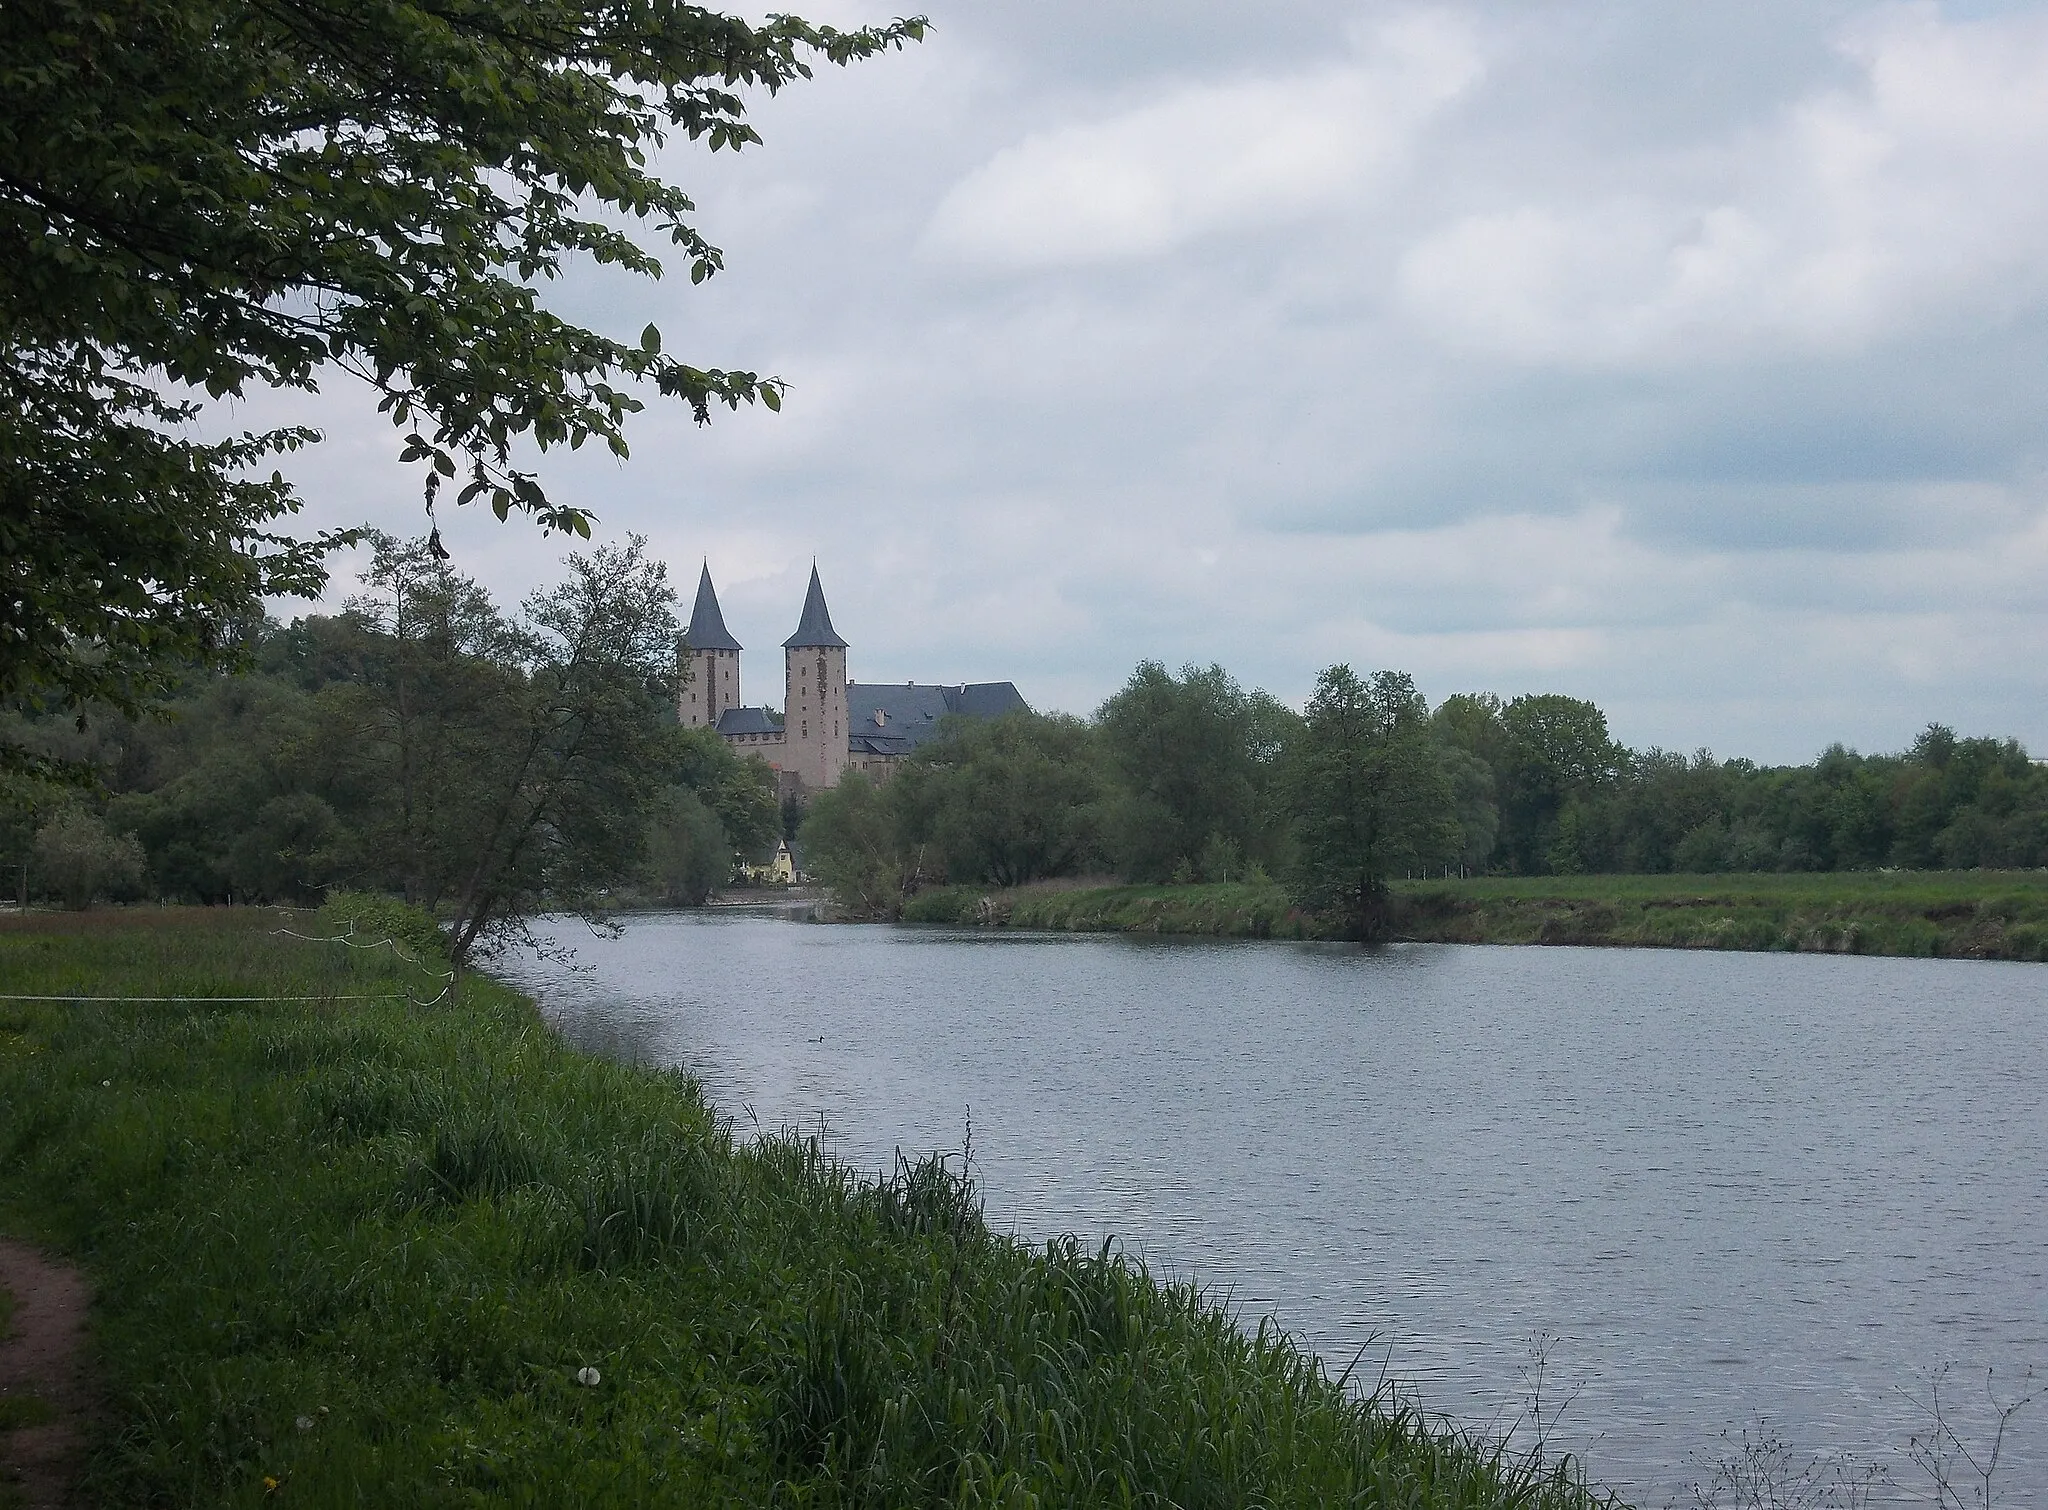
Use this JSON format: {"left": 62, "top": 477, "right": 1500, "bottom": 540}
{"left": 264, "top": 0, "right": 2048, "bottom": 764}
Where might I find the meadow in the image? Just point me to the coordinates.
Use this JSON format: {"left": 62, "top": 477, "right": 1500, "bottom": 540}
{"left": 0, "top": 906, "right": 1609, "bottom": 1507}
{"left": 899, "top": 871, "right": 2048, "bottom": 959}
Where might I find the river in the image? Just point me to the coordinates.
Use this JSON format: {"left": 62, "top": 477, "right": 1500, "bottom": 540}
{"left": 500, "top": 913, "right": 2048, "bottom": 1505}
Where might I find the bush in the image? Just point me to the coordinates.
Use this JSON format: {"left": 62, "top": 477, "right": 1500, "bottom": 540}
{"left": 314, "top": 891, "right": 449, "bottom": 969}
{"left": 642, "top": 788, "right": 731, "bottom": 906}
{"left": 33, "top": 809, "right": 146, "bottom": 908}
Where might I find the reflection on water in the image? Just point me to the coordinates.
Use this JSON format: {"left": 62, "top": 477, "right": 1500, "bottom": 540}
{"left": 500, "top": 914, "right": 2048, "bottom": 1504}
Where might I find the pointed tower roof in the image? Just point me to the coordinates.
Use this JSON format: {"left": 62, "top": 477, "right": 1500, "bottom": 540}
{"left": 783, "top": 564, "right": 848, "bottom": 649}
{"left": 684, "top": 562, "right": 742, "bottom": 651}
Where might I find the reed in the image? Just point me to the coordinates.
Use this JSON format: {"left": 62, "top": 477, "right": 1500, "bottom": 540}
{"left": 898, "top": 872, "right": 2048, "bottom": 959}
{"left": 0, "top": 907, "right": 1615, "bottom": 1507}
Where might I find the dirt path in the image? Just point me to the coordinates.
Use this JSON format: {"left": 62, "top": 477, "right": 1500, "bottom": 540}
{"left": 0, "top": 1239, "right": 91, "bottom": 1510}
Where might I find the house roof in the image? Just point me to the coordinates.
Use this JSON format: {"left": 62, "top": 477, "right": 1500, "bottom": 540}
{"left": 844, "top": 681, "right": 1030, "bottom": 755}
{"left": 684, "top": 563, "right": 742, "bottom": 652}
{"left": 782, "top": 565, "right": 848, "bottom": 649}
{"left": 716, "top": 705, "right": 783, "bottom": 736}
{"left": 942, "top": 681, "right": 1029, "bottom": 720}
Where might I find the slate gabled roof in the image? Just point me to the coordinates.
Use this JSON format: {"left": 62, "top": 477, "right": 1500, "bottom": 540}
{"left": 716, "top": 706, "right": 783, "bottom": 736}
{"left": 782, "top": 565, "right": 848, "bottom": 649}
{"left": 941, "top": 682, "right": 1029, "bottom": 719}
{"left": 685, "top": 563, "right": 742, "bottom": 652}
{"left": 844, "top": 681, "right": 1031, "bottom": 755}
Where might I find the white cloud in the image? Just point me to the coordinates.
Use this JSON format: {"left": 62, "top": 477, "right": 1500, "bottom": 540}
{"left": 922, "top": 11, "right": 1482, "bottom": 269}
{"left": 260, "top": 2, "right": 2048, "bottom": 765}
{"left": 1399, "top": 4, "right": 2048, "bottom": 362}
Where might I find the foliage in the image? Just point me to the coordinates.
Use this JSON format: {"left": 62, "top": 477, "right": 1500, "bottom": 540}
{"left": 315, "top": 890, "right": 450, "bottom": 971}
{"left": 0, "top": 0, "right": 923, "bottom": 765}
{"left": 0, "top": 910, "right": 1608, "bottom": 1508}
{"left": 903, "top": 878, "right": 1336, "bottom": 939}
{"left": 893, "top": 711, "right": 1104, "bottom": 889}
{"left": 900, "top": 871, "right": 2048, "bottom": 960}
{"left": 401, "top": 534, "right": 684, "bottom": 963}
{"left": 11, "top": 596, "right": 2048, "bottom": 927}
{"left": 667, "top": 726, "right": 779, "bottom": 863}
{"left": 0, "top": 536, "right": 780, "bottom": 948}
{"left": 31, "top": 808, "right": 145, "bottom": 908}
{"left": 1393, "top": 871, "right": 2048, "bottom": 960}
{"left": 1289, "top": 667, "right": 1461, "bottom": 939}
{"left": 1096, "top": 661, "right": 1297, "bottom": 882}
{"left": 642, "top": 788, "right": 733, "bottom": 907}
{"left": 798, "top": 773, "right": 904, "bottom": 917}
{"left": 1439, "top": 745, "right": 1500, "bottom": 873}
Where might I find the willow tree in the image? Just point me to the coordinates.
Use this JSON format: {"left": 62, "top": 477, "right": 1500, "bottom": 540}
{"left": 0, "top": 0, "right": 924, "bottom": 773}
{"left": 1289, "top": 667, "right": 1461, "bottom": 940}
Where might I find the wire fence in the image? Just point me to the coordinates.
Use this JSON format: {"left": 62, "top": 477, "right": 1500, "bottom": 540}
{"left": 0, "top": 915, "right": 459, "bottom": 1008}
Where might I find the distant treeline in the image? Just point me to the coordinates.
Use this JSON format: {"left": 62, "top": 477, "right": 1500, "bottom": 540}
{"left": 0, "top": 536, "right": 776, "bottom": 958}
{"left": 800, "top": 662, "right": 2048, "bottom": 926}
{"left": 8, "top": 559, "right": 2044, "bottom": 942}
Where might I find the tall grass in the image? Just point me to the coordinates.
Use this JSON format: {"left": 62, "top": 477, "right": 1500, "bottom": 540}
{"left": 898, "top": 873, "right": 2048, "bottom": 959}
{"left": 902, "top": 882, "right": 1338, "bottom": 939}
{"left": 0, "top": 908, "right": 1615, "bottom": 1507}
{"left": 1395, "top": 871, "right": 2048, "bottom": 959}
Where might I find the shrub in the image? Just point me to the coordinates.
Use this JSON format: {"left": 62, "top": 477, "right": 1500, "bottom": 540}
{"left": 314, "top": 891, "right": 449, "bottom": 968}
{"left": 33, "top": 809, "right": 146, "bottom": 908}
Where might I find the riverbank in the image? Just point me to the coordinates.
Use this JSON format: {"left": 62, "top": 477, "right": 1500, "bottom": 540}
{"left": 0, "top": 907, "right": 1604, "bottom": 1506}
{"left": 900, "top": 871, "right": 2048, "bottom": 959}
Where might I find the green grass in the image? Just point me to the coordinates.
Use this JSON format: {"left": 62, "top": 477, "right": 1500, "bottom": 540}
{"left": 0, "top": 907, "right": 1612, "bottom": 1507}
{"left": 899, "top": 872, "right": 2048, "bottom": 959}
{"left": 902, "top": 881, "right": 1340, "bottom": 939}
{"left": 1393, "top": 871, "right": 2048, "bottom": 959}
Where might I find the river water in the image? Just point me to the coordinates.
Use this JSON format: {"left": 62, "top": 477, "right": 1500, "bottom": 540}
{"left": 501, "top": 913, "right": 2048, "bottom": 1505}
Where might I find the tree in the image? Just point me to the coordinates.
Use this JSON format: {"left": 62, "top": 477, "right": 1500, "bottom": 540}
{"left": 668, "top": 727, "right": 779, "bottom": 864}
{"left": 799, "top": 774, "right": 904, "bottom": 917}
{"left": 642, "top": 788, "right": 733, "bottom": 907}
{"left": 1096, "top": 661, "right": 1293, "bottom": 882}
{"left": 320, "top": 534, "right": 683, "bottom": 967}
{"left": 1288, "top": 667, "right": 1459, "bottom": 939}
{"left": 1, "top": 0, "right": 924, "bottom": 768}
{"left": 1437, "top": 745, "right": 1499, "bottom": 874}
{"left": 1432, "top": 692, "right": 1509, "bottom": 774}
{"left": 1495, "top": 694, "right": 1622, "bottom": 874}
{"left": 895, "top": 713, "right": 1102, "bottom": 888}
{"left": 33, "top": 808, "right": 145, "bottom": 908}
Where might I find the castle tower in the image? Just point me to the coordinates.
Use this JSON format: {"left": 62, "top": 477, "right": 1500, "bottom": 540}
{"left": 680, "top": 562, "right": 743, "bottom": 730}
{"left": 782, "top": 564, "right": 849, "bottom": 790}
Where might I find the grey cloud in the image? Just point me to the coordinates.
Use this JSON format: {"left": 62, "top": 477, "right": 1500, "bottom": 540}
{"left": 257, "top": 1, "right": 2048, "bottom": 767}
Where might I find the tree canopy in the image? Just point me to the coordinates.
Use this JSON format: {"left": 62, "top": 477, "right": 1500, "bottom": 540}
{"left": 1, "top": 0, "right": 923, "bottom": 767}
{"left": 1287, "top": 666, "right": 1460, "bottom": 938}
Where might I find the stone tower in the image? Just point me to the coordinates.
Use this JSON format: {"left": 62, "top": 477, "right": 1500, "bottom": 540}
{"left": 782, "top": 564, "right": 848, "bottom": 791}
{"left": 680, "top": 562, "right": 742, "bottom": 729}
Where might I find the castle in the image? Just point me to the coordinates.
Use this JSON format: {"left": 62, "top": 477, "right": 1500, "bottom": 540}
{"left": 680, "top": 563, "right": 1028, "bottom": 793}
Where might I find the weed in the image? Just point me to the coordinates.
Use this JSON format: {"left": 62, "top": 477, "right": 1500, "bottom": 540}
{"left": 0, "top": 908, "right": 1616, "bottom": 1506}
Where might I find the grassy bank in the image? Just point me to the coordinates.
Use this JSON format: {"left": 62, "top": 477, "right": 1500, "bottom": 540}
{"left": 0, "top": 908, "right": 1604, "bottom": 1507}
{"left": 902, "top": 881, "right": 1339, "bottom": 939}
{"left": 900, "top": 872, "right": 2048, "bottom": 960}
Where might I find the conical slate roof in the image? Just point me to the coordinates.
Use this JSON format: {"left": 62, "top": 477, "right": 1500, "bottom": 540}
{"left": 782, "top": 564, "right": 847, "bottom": 649}
{"left": 685, "top": 562, "right": 741, "bottom": 651}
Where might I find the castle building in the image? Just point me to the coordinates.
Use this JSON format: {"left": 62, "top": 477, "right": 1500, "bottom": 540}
{"left": 682, "top": 563, "right": 1028, "bottom": 794}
